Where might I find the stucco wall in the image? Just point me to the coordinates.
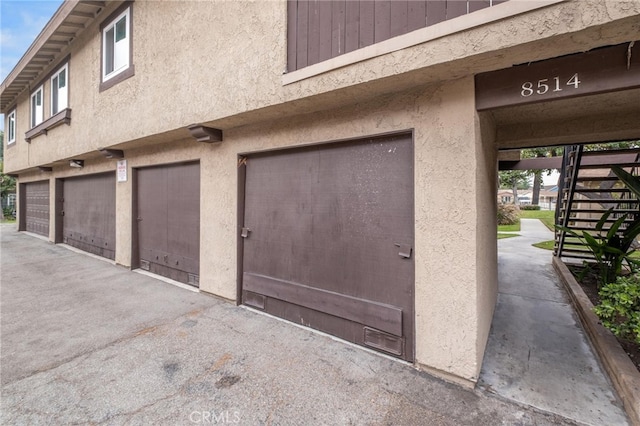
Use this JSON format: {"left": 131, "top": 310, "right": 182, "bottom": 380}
{"left": 4, "top": 0, "right": 640, "bottom": 173}
{"left": 197, "top": 77, "right": 491, "bottom": 382}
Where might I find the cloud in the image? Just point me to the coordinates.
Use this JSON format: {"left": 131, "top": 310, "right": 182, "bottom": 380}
{"left": 0, "top": 1, "right": 62, "bottom": 80}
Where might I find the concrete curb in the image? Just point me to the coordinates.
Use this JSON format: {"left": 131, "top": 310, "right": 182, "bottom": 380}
{"left": 552, "top": 257, "right": 640, "bottom": 426}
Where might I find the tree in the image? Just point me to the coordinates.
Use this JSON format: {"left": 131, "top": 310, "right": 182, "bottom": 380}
{"left": 521, "top": 147, "right": 563, "bottom": 206}
{"left": 499, "top": 170, "right": 531, "bottom": 205}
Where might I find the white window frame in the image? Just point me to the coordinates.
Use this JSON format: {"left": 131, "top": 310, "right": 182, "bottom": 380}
{"left": 30, "top": 85, "right": 44, "bottom": 128}
{"left": 102, "top": 7, "right": 130, "bottom": 82}
{"left": 7, "top": 110, "right": 16, "bottom": 144}
{"left": 51, "top": 63, "right": 69, "bottom": 115}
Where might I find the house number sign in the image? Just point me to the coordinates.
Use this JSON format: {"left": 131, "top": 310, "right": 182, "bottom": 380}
{"left": 475, "top": 42, "right": 639, "bottom": 110}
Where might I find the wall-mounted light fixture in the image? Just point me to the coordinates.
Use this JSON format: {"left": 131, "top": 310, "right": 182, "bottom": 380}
{"left": 98, "top": 148, "right": 124, "bottom": 159}
{"left": 69, "top": 159, "right": 84, "bottom": 168}
{"left": 187, "top": 124, "right": 223, "bottom": 143}
{"left": 38, "top": 166, "right": 53, "bottom": 172}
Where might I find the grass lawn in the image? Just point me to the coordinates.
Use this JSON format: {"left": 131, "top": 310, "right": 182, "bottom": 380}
{"left": 532, "top": 240, "right": 582, "bottom": 251}
{"left": 519, "top": 209, "right": 555, "bottom": 231}
{"left": 498, "top": 233, "right": 520, "bottom": 239}
{"left": 498, "top": 221, "right": 520, "bottom": 232}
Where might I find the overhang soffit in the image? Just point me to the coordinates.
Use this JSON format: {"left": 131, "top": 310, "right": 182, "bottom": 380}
{"left": 0, "top": 0, "right": 109, "bottom": 112}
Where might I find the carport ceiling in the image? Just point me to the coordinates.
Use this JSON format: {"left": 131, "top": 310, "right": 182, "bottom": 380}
{"left": 491, "top": 88, "right": 640, "bottom": 149}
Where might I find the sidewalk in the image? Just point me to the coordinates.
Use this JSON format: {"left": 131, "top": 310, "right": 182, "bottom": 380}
{"left": 479, "top": 219, "right": 629, "bottom": 425}
{"left": 0, "top": 224, "right": 582, "bottom": 425}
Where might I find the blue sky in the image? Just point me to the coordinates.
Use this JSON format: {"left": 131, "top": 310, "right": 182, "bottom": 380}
{"left": 1, "top": 0, "right": 62, "bottom": 81}
{"left": 1, "top": 0, "right": 62, "bottom": 131}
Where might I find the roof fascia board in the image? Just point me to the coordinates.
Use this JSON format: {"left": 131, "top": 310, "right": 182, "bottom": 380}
{"left": 0, "top": 1, "right": 79, "bottom": 91}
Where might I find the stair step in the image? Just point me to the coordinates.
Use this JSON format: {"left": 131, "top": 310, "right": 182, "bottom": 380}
{"left": 573, "top": 188, "right": 631, "bottom": 193}
{"left": 579, "top": 162, "right": 640, "bottom": 170}
{"left": 569, "top": 209, "right": 639, "bottom": 214}
{"left": 562, "top": 218, "right": 638, "bottom": 225}
{"left": 576, "top": 176, "right": 622, "bottom": 182}
{"left": 568, "top": 198, "right": 639, "bottom": 204}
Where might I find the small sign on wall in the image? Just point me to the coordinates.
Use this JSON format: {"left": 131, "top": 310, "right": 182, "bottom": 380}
{"left": 117, "top": 160, "right": 127, "bottom": 182}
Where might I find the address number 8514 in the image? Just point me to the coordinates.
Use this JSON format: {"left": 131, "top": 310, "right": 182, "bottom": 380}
{"left": 521, "top": 73, "right": 581, "bottom": 97}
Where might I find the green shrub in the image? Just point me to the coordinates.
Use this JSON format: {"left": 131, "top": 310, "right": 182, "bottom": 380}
{"left": 520, "top": 205, "right": 541, "bottom": 211}
{"left": 497, "top": 203, "right": 519, "bottom": 226}
{"left": 2, "top": 207, "right": 15, "bottom": 219}
{"left": 557, "top": 208, "right": 640, "bottom": 287}
{"left": 594, "top": 273, "right": 640, "bottom": 344}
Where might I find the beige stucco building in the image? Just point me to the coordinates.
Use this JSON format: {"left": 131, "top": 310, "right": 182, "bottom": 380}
{"left": 2, "top": 0, "right": 639, "bottom": 386}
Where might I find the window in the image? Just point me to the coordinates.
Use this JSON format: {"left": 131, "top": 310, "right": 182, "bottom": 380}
{"left": 51, "top": 63, "right": 68, "bottom": 115}
{"left": 7, "top": 110, "right": 16, "bottom": 144}
{"left": 30, "top": 86, "right": 43, "bottom": 128}
{"left": 102, "top": 6, "right": 131, "bottom": 83}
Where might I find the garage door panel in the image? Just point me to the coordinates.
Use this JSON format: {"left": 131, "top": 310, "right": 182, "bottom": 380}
{"left": 62, "top": 173, "right": 116, "bottom": 260}
{"left": 24, "top": 181, "right": 50, "bottom": 237}
{"left": 260, "top": 296, "right": 406, "bottom": 357}
{"left": 243, "top": 272, "right": 403, "bottom": 336}
{"left": 167, "top": 163, "right": 200, "bottom": 262}
{"left": 242, "top": 134, "right": 414, "bottom": 361}
{"left": 138, "top": 167, "right": 167, "bottom": 252}
{"left": 137, "top": 163, "right": 200, "bottom": 286}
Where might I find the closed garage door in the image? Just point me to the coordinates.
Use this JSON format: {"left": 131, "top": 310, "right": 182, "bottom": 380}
{"left": 136, "top": 162, "right": 200, "bottom": 287}
{"left": 62, "top": 173, "right": 116, "bottom": 260}
{"left": 23, "top": 180, "right": 50, "bottom": 237}
{"left": 241, "top": 133, "right": 415, "bottom": 361}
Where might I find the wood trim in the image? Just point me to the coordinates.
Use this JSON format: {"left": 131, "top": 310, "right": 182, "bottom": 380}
{"left": 31, "top": 54, "right": 71, "bottom": 94}
{"left": 25, "top": 108, "right": 72, "bottom": 142}
{"left": 476, "top": 42, "right": 640, "bottom": 110}
{"left": 99, "top": 1, "right": 134, "bottom": 92}
{"left": 243, "top": 272, "right": 404, "bottom": 336}
{"left": 284, "top": 0, "right": 564, "bottom": 84}
{"left": 99, "top": 65, "right": 135, "bottom": 92}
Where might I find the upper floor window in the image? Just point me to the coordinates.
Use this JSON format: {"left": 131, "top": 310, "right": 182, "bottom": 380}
{"left": 102, "top": 6, "right": 131, "bottom": 83}
{"left": 7, "top": 110, "right": 16, "bottom": 144}
{"left": 30, "top": 85, "right": 43, "bottom": 128}
{"left": 51, "top": 63, "right": 68, "bottom": 115}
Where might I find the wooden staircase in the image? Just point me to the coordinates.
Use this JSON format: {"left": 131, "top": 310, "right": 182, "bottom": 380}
{"left": 554, "top": 146, "right": 640, "bottom": 262}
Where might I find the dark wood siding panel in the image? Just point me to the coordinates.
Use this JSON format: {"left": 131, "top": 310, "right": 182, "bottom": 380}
{"left": 287, "top": 0, "right": 297, "bottom": 72}
{"left": 288, "top": 0, "right": 508, "bottom": 71}
{"left": 307, "top": 0, "right": 321, "bottom": 65}
{"left": 446, "top": 0, "right": 468, "bottom": 20}
{"left": 373, "top": 0, "right": 391, "bottom": 43}
{"left": 469, "top": 0, "right": 490, "bottom": 13}
{"left": 358, "top": 0, "right": 375, "bottom": 49}
{"left": 426, "top": 0, "right": 447, "bottom": 26}
{"left": 407, "top": 1, "right": 427, "bottom": 33}
{"left": 331, "top": 0, "right": 346, "bottom": 57}
{"left": 295, "top": 0, "right": 309, "bottom": 70}
{"left": 344, "top": 0, "right": 360, "bottom": 53}
{"left": 318, "top": 0, "right": 333, "bottom": 62}
{"left": 390, "top": 1, "right": 409, "bottom": 38}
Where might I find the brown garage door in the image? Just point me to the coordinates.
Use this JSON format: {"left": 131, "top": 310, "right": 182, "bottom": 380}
{"left": 136, "top": 162, "right": 200, "bottom": 287}
{"left": 23, "top": 180, "right": 50, "bottom": 237}
{"left": 241, "top": 133, "right": 415, "bottom": 361}
{"left": 62, "top": 173, "right": 116, "bottom": 260}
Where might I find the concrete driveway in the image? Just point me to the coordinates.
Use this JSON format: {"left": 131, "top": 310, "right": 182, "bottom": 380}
{"left": 1, "top": 225, "right": 577, "bottom": 425}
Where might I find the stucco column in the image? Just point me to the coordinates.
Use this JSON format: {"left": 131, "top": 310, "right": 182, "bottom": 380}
{"left": 197, "top": 145, "right": 238, "bottom": 301}
{"left": 413, "top": 76, "right": 498, "bottom": 386}
{"left": 115, "top": 163, "right": 133, "bottom": 267}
